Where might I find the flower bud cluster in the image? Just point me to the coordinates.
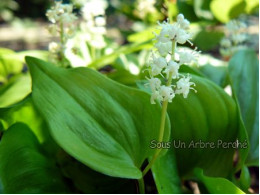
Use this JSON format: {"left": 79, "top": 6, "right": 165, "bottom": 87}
{"left": 146, "top": 14, "right": 197, "bottom": 104}
{"left": 220, "top": 19, "right": 248, "bottom": 57}
{"left": 46, "top": 1, "right": 77, "bottom": 65}
{"left": 80, "top": 0, "right": 108, "bottom": 49}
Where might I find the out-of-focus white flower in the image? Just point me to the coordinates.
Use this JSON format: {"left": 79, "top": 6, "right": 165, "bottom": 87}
{"left": 220, "top": 19, "right": 248, "bottom": 57}
{"left": 95, "top": 16, "right": 106, "bottom": 26}
{"left": 82, "top": 0, "right": 108, "bottom": 20}
{"left": 220, "top": 38, "right": 232, "bottom": 48}
{"left": 226, "top": 20, "right": 247, "bottom": 32}
{"left": 135, "top": 0, "right": 156, "bottom": 19}
{"left": 163, "top": 60, "right": 180, "bottom": 79}
{"left": 46, "top": 1, "right": 77, "bottom": 24}
{"left": 175, "top": 75, "right": 196, "bottom": 98}
{"left": 48, "top": 42, "right": 61, "bottom": 53}
{"left": 80, "top": 0, "right": 107, "bottom": 49}
{"left": 231, "top": 34, "right": 247, "bottom": 45}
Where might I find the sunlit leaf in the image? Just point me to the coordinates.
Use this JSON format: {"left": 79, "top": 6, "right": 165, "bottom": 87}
{"left": 194, "top": 168, "right": 245, "bottom": 194}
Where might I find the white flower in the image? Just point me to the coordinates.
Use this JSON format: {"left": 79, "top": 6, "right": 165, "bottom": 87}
{"left": 153, "top": 56, "right": 167, "bottom": 69}
{"left": 48, "top": 42, "right": 61, "bottom": 53}
{"left": 46, "top": 9, "right": 58, "bottom": 23}
{"left": 155, "top": 41, "right": 172, "bottom": 56}
{"left": 231, "top": 34, "right": 247, "bottom": 44}
{"left": 150, "top": 90, "right": 162, "bottom": 104}
{"left": 95, "top": 16, "right": 106, "bottom": 26}
{"left": 177, "top": 14, "right": 190, "bottom": 30}
{"left": 163, "top": 60, "right": 180, "bottom": 79}
{"left": 150, "top": 64, "right": 163, "bottom": 76}
{"left": 82, "top": 0, "right": 108, "bottom": 19}
{"left": 220, "top": 38, "right": 232, "bottom": 48}
{"left": 159, "top": 85, "right": 175, "bottom": 102}
{"left": 178, "top": 50, "right": 196, "bottom": 65}
{"left": 147, "top": 77, "right": 161, "bottom": 92}
{"left": 46, "top": 2, "right": 76, "bottom": 24}
{"left": 175, "top": 29, "right": 191, "bottom": 44}
{"left": 175, "top": 75, "right": 196, "bottom": 98}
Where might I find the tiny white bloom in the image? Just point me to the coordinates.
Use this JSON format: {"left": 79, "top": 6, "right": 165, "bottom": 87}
{"left": 178, "top": 50, "right": 196, "bottom": 65}
{"left": 153, "top": 56, "right": 167, "bottom": 69}
{"left": 95, "top": 16, "right": 106, "bottom": 26}
{"left": 147, "top": 77, "right": 161, "bottom": 92}
{"left": 220, "top": 38, "right": 232, "bottom": 48}
{"left": 150, "top": 63, "right": 163, "bottom": 76}
{"left": 175, "top": 75, "right": 196, "bottom": 98}
{"left": 159, "top": 85, "right": 175, "bottom": 102}
{"left": 176, "top": 29, "right": 191, "bottom": 44}
{"left": 150, "top": 90, "right": 162, "bottom": 104}
{"left": 49, "top": 42, "right": 61, "bottom": 53}
{"left": 155, "top": 41, "right": 172, "bottom": 56}
{"left": 231, "top": 34, "right": 247, "bottom": 44}
{"left": 163, "top": 60, "right": 180, "bottom": 79}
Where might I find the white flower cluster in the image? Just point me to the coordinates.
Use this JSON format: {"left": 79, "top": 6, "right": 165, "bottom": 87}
{"left": 146, "top": 14, "right": 197, "bottom": 104}
{"left": 135, "top": 0, "right": 157, "bottom": 19}
{"left": 220, "top": 19, "right": 247, "bottom": 57}
{"left": 46, "top": 1, "right": 77, "bottom": 64}
{"left": 80, "top": 0, "right": 108, "bottom": 49}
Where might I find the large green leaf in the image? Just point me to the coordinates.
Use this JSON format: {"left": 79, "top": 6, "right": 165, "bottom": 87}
{"left": 0, "top": 123, "right": 69, "bottom": 193}
{"left": 210, "top": 0, "right": 246, "bottom": 23}
{"left": 194, "top": 168, "right": 245, "bottom": 194}
{"left": 26, "top": 56, "right": 170, "bottom": 179}
{"left": 167, "top": 75, "right": 239, "bottom": 177}
{"left": 199, "top": 64, "right": 228, "bottom": 88}
{"left": 193, "top": 29, "right": 224, "bottom": 51}
{"left": 228, "top": 49, "right": 259, "bottom": 166}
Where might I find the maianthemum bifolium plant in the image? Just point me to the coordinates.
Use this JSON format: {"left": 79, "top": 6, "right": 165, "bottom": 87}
{"left": 0, "top": 1, "right": 258, "bottom": 194}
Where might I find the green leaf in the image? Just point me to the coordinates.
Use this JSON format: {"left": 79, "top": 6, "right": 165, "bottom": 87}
{"left": 245, "top": 0, "right": 259, "bottom": 13}
{"left": 0, "top": 73, "right": 31, "bottom": 107}
{"left": 0, "top": 95, "right": 48, "bottom": 143}
{"left": 57, "top": 150, "right": 137, "bottom": 193}
{"left": 193, "top": 0, "right": 215, "bottom": 20}
{"left": 168, "top": 75, "right": 240, "bottom": 177}
{"left": 210, "top": 0, "right": 246, "bottom": 23}
{"left": 0, "top": 123, "right": 69, "bottom": 193}
{"left": 151, "top": 150, "right": 182, "bottom": 193}
{"left": 238, "top": 165, "right": 251, "bottom": 191}
{"left": 194, "top": 168, "right": 245, "bottom": 194}
{"left": 88, "top": 41, "right": 152, "bottom": 69}
{"left": 228, "top": 49, "right": 259, "bottom": 166}
{"left": 193, "top": 29, "right": 224, "bottom": 51}
{"left": 199, "top": 64, "right": 228, "bottom": 88}
{"left": 0, "top": 48, "right": 23, "bottom": 80}
{"left": 26, "top": 56, "right": 170, "bottom": 179}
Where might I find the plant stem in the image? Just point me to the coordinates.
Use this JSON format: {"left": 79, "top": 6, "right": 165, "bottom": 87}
{"left": 91, "top": 46, "right": 96, "bottom": 61}
{"left": 59, "top": 21, "right": 66, "bottom": 67}
{"left": 142, "top": 40, "right": 176, "bottom": 177}
{"left": 138, "top": 178, "right": 145, "bottom": 194}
